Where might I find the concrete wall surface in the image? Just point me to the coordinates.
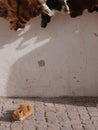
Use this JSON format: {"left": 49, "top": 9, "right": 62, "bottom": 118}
{"left": 0, "top": 12, "right": 98, "bottom": 97}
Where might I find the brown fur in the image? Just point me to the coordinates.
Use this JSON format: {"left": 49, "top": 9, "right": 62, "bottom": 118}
{"left": 0, "top": 0, "right": 50, "bottom": 30}
{"left": 13, "top": 104, "right": 33, "bottom": 121}
{"left": 16, "top": 0, "right": 46, "bottom": 30}
{"left": 0, "top": 0, "right": 18, "bottom": 30}
{"left": 67, "top": 0, "right": 98, "bottom": 17}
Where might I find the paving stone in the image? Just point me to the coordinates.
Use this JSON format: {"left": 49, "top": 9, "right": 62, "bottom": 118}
{"left": 34, "top": 102, "right": 45, "bottom": 121}
{"left": 56, "top": 112, "right": 71, "bottom": 127}
{"left": 55, "top": 104, "right": 66, "bottom": 113}
{"left": 11, "top": 121, "right": 23, "bottom": 130}
{"left": 77, "top": 106, "right": 90, "bottom": 121}
{"left": 0, "top": 125, "right": 10, "bottom": 130}
{"left": 46, "top": 111, "right": 58, "bottom": 124}
{"left": 0, "top": 122, "right": 11, "bottom": 127}
{"left": 61, "top": 125, "right": 73, "bottom": 130}
{"left": 92, "top": 120, "right": 98, "bottom": 128}
{"left": 12, "top": 99, "right": 25, "bottom": 104}
{"left": 45, "top": 103, "right": 56, "bottom": 112}
{"left": 1, "top": 98, "right": 98, "bottom": 130}
{"left": 87, "top": 107, "right": 98, "bottom": 117}
{"left": 71, "top": 120, "right": 84, "bottom": 130}
{"left": 81, "top": 120, "right": 92, "bottom": 125}
{"left": 36, "top": 121, "right": 47, "bottom": 130}
{"left": 37, "top": 126, "right": 47, "bottom": 130}
{"left": 56, "top": 112, "right": 67, "bottom": 122}
{"left": 91, "top": 116, "right": 98, "bottom": 121}
{"left": 24, "top": 100, "right": 35, "bottom": 106}
{"left": 23, "top": 119, "right": 35, "bottom": 130}
{"left": 66, "top": 105, "right": 80, "bottom": 120}
{"left": 82, "top": 123, "right": 96, "bottom": 130}
{"left": 3, "top": 99, "right": 14, "bottom": 112}
{"left": 0, "top": 110, "right": 13, "bottom": 123}
{"left": 47, "top": 124, "right": 60, "bottom": 130}
{"left": 12, "top": 99, "right": 26, "bottom": 110}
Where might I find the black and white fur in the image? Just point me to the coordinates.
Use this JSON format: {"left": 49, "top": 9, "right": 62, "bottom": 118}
{"left": 41, "top": 0, "right": 70, "bottom": 28}
{"left": 88, "top": 6, "right": 98, "bottom": 13}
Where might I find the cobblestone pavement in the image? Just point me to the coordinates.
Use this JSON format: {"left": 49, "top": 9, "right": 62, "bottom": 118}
{"left": 0, "top": 97, "right": 98, "bottom": 130}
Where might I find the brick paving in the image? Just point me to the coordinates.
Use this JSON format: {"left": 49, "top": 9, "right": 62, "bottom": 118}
{"left": 0, "top": 97, "right": 98, "bottom": 130}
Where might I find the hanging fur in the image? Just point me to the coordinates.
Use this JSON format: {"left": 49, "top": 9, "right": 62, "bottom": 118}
{"left": 0, "top": 0, "right": 53, "bottom": 30}
{"left": 67, "top": 0, "right": 98, "bottom": 17}
{"left": 41, "top": 0, "right": 69, "bottom": 28}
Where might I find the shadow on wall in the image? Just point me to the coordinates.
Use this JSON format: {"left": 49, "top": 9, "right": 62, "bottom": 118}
{"left": 0, "top": 12, "right": 98, "bottom": 97}
{"left": 6, "top": 13, "right": 73, "bottom": 97}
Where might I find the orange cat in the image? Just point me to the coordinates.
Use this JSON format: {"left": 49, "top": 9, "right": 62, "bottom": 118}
{"left": 13, "top": 104, "right": 33, "bottom": 121}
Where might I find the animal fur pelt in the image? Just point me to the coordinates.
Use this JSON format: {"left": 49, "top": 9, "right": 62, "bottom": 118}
{"left": 67, "top": 0, "right": 98, "bottom": 17}
{"left": 0, "top": 0, "right": 53, "bottom": 30}
{"left": 41, "top": 0, "right": 98, "bottom": 28}
{"left": 41, "top": 0, "right": 68, "bottom": 28}
{"left": 0, "top": 0, "right": 18, "bottom": 30}
{"left": 88, "top": 6, "right": 98, "bottom": 12}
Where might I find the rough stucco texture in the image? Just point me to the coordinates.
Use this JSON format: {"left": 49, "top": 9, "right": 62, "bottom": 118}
{"left": 0, "top": 12, "right": 98, "bottom": 97}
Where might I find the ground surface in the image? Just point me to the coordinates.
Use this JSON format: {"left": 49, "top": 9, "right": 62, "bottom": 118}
{"left": 0, "top": 97, "right": 98, "bottom": 130}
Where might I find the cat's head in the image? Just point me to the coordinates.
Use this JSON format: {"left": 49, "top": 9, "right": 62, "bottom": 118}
{"left": 13, "top": 105, "right": 25, "bottom": 120}
{"left": 13, "top": 104, "right": 32, "bottom": 121}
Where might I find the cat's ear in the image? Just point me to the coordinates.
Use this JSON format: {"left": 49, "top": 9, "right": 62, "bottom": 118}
{"left": 18, "top": 109, "right": 23, "bottom": 114}
{"left": 27, "top": 105, "right": 31, "bottom": 111}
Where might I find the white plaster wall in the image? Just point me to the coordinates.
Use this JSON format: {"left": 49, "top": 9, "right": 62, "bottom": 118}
{"left": 0, "top": 11, "right": 98, "bottom": 97}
